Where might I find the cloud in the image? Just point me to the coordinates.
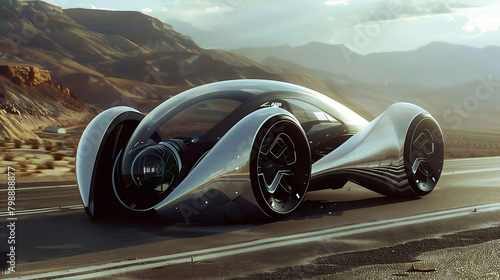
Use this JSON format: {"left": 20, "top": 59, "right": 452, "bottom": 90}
{"left": 398, "top": 0, "right": 452, "bottom": 16}
{"left": 156, "top": 0, "right": 499, "bottom": 52}
{"left": 368, "top": 0, "right": 477, "bottom": 21}
{"left": 442, "top": 14, "right": 455, "bottom": 21}
{"left": 88, "top": 5, "right": 115, "bottom": 11}
{"left": 461, "top": 9, "right": 500, "bottom": 33}
{"left": 156, "top": 0, "right": 238, "bottom": 29}
{"left": 141, "top": 7, "right": 153, "bottom": 14}
{"left": 324, "top": 0, "right": 349, "bottom": 6}
{"left": 205, "top": 5, "right": 232, "bottom": 13}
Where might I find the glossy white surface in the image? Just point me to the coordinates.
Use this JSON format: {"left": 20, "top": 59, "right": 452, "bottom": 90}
{"left": 312, "top": 102, "right": 426, "bottom": 175}
{"left": 76, "top": 106, "right": 141, "bottom": 207}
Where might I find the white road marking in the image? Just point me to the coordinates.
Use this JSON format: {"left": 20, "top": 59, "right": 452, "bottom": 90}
{"left": 0, "top": 205, "right": 83, "bottom": 217}
{"left": 11, "top": 202, "right": 500, "bottom": 280}
{"left": 445, "top": 156, "right": 500, "bottom": 162}
{"left": 442, "top": 167, "right": 500, "bottom": 176}
{"left": 0, "top": 184, "right": 77, "bottom": 192}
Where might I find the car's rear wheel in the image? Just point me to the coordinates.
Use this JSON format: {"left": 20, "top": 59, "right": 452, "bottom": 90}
{"left": 404, "top": 115, "right": 444, "bottom": 196}
{"left": 250, "top": 116, "right": 311, "bottom": 219}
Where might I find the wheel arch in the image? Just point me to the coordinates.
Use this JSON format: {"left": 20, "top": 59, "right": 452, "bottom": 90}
{"left": 76, "top": 107, "right": 144, "bottom": 219}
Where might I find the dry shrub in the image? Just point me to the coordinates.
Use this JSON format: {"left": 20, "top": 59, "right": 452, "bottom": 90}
{"left": 13, "top": 139, "right": 22, "bottom": 148}
{"left": 65, "top": 140, "right": 77, "bottom": 149}
{"left": 3, "top": 152, "right": 14, "bottom": 161}
{"left": 52, "top": 152, "right": 64, "bottom": 161}
{"left": 45, "top": 160, "right": 54, "bottom": 169}
{"left": 30, "top": 139, "right": 40, "bottom": 149}
{"left": 45, "top": 141, "right": 54, "bottom": 151}
{"left": 56, "top": 141, "right": 64, "bottom": 149}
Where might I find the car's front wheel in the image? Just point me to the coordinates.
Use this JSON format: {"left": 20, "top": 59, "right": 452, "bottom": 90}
{"left": 250, "top": 115, "right": 311, "bottom": 219}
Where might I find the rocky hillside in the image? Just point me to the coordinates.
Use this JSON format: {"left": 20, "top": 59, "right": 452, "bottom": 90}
{"left": 0, "top": 64, "right": 94, "bottom": 141}
{"left": 1, "top": 65, "right": 64, "bottom": 89}
{"left": 64, "top": 8, "right": 200, "bottom": 54}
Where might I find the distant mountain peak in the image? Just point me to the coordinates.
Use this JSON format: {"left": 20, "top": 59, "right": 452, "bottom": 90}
{"left": 302, "top": 41, "right": 352, "bottom": 49}
{"left": 303, "top": 41, "right": 339, "bottom": 47}
{"left": 232, "top": 40, "right": 500, "bottom": 87}
{"left": 296, "top": 41, "right": 359, "bottom": 57}
{"left": 64, "top": 8, "right": 201, "bottom": 53}
{"left": 417, "top": 41, "right": 477, "bottom": 51}
{"left": 482, "top": 45, "right": 500, "bottom": 51}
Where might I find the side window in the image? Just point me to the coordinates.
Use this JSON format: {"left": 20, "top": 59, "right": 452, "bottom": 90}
{"left": 159, "top": 99, "right": 242, "bottom": 140}
{"left": 283, "top": 99, "right": 341, "bottom": 133}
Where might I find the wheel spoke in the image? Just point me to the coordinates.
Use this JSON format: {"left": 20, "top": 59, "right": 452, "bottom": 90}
{"left": 279, "top": 177, "right": 293, "bottom": 193}
{"left": 258, "top": 133, "right": 297, "bottom": 194}
{"left": 412, "top": 157, "right": 429, "bottom": 174}
{"left": 258, "top": 170, "right": 292, "bottom": 193}
{"left": 413, "top": 130, "right": 434, "bottom": 155}
{"left": 419, "top": 161, "right": 433, "bottom": 178}
{"left": 270, "top": 137, "right": 287, "bottom": 159}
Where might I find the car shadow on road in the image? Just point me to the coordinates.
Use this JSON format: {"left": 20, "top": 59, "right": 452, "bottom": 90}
{"left": 289, "top": 192, "right": 420, "bottom": 221}
{"left": 2, "top": 210, "right": 257, "bottom": 265}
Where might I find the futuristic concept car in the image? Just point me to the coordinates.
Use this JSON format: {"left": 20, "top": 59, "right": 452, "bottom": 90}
{"left": 76, "top": 79, "right": 444, "bottom": 223}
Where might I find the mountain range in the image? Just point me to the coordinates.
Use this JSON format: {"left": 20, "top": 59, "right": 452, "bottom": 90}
{"left": 232, "top": 41, "right": 500, "bottom": 87}
{"left": 0, "top": 0, "right": 498, "bottom": 157}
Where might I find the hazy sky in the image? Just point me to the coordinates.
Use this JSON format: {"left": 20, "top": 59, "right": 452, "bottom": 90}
{"left": 43, "top": 0, "right": 500, "bottom": 53}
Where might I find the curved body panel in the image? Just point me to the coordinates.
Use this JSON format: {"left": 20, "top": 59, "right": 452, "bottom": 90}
{"left": 312, "top": 103, "right": 443, "bottom": 196}
{"left": 312, "top": 102, "right": 423, "bottom": 174}
{"left": 76, "top": 106, "right": 143, "bottom": 216}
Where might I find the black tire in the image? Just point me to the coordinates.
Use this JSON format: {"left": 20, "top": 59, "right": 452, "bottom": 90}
{"left": 250, "top": 115, "right": 311, "bottom": 219}
{"left": 404, "top": 114, "right": 444, "bottom": 196}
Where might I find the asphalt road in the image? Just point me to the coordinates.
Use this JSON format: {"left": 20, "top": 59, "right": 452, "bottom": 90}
{"left": 0, "top": 157, "right": 499, "bottom": 279}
